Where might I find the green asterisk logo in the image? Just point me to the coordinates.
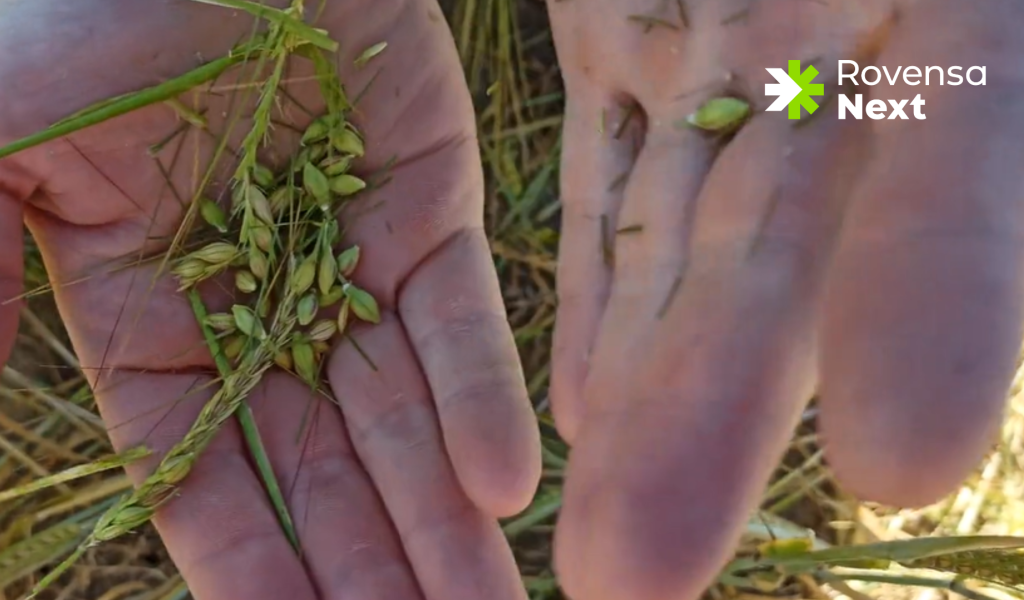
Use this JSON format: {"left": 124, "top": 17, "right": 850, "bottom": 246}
{"left": 786, "top": 60, "right": 824, "bottom": 119}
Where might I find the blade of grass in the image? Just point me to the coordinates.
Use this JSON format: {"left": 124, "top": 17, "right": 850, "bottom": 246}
{"left": 0, "top": 521, "right": 87, "bottom": 589}
{"left": 0, "top": 447, "right": 150, "bottom": 505}
{"left": 503, "top": 490, "right": 562, "bottom": 538}
{"left": 187, "top": 289, "right": 298, "bottom": 550}
{"left": 0, "top": 48, "right": 257, "bottom": 160}
{"left": 725, "top": 535, "right": 1024, "bottom": 576}
{"left": 2, "top": 367, "right": 105, "bottom": 431}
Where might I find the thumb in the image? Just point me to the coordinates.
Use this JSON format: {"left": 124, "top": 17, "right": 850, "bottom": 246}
{"left": 0, "top": 191, "right": 23, "bottom": 366}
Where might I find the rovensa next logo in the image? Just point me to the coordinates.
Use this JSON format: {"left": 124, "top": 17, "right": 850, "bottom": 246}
{"left": 765, "top": 59, "right": 988, "bottom": 121}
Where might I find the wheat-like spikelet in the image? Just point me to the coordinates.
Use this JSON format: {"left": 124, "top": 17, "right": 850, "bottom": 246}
{"left": 0, "top": 521, "right": 85, "bottom": 589}
{"left": 902, "top": 549, "right": 1024, "bottom": 586}
{"left": 90, "top": 298, "right": 295, "bottom": 544}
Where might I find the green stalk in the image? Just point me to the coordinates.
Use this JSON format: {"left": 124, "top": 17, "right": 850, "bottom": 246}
{"left": 502, "top": 491, "right": 562, "bottom": 538}
{"left": 0, "top": 447, "right": 150, "bottom": 504}
{"left": 0, "top": 47, "right": 258, "bottom": 160}
{"left": 187, "top": 289, "right": 299, "bottom": 550}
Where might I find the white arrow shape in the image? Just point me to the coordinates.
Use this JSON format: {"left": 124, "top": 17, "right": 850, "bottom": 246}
{"left": 764, "top": 68, "right": 802, "bottom": 112}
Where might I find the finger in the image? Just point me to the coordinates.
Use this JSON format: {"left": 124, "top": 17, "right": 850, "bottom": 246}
{"left": 606, "top": 113, "right": 713, "bottom": 318}
{"left": 400, "top": 228, "right": 540, "bottom": 517}
{"left": 249, "top": 373, "right": 424, "bottom": 600}
{"left": 95, "top": 371, "right": 318, "bottom": 600}
{"left": 0, "top": 191, "right": 22, "bottom": 366}
{"left": 820, "top": 0, "right": 1024, "bottom": 506}
{"left": 556, "top": 110, "right": 865, "bottom": 600}
{"left": 550, "top": 81, "right": 641, "bottom": 443}
{"left": 549, "top": 107, "right": 710, "bottom": 599}
{"left": 327, "top": 314, "right": 527, "bottom": 600}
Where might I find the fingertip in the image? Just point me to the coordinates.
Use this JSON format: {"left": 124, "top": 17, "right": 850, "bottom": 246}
{"left": 820, "top": 224, "right": 1022, "bottom": 509}
{"left": 823, "top": 421, "right": 994, "bottom": 508}
{"left": 554, "top": 467, "right": 736, "bottom": 600}
{"left": 819, "top": 274, "right": 1015, "bottom": 507}
{"left": 821, "top": 380, "right": 1006, "bottom": 508}
{"left": 398, "top": 228, "right": 541, "bottom": 517}
{"left": 446, "top": 387, "right": 542, "bottom": 517}
{"left": 553, "top": 394, "right": 767, "bottom": 600}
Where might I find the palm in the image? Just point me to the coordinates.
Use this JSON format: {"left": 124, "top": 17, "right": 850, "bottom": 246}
{"left": 0, "top": 2, "right": 539, "bottom": 599}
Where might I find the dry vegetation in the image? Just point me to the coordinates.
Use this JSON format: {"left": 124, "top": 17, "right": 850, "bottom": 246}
{"left": 2, "top": 1, "right": 1024, "bottom": 599}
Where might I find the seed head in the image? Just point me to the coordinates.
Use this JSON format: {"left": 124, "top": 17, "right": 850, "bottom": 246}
{"left": 274, "top": 349, "right": 294, "bottom": 371}
{"left": 336, "top": 246, "right": 361, "bottom": 278}
{"left": 291, "top": 340, "right": 317, "bottom": 385}
{"left": 232, "top": 182, "right": 246, "bottom": 209}
{"left": 249, "top": 248, "right": 269, "bottom": 281}
{"left": 344, "top": 284, "right": 380, "bottom": 324}
{"left": 318, "top": 247, "right": 338, "bottom": 295}
{"left": 269, "top": 186, "right": 291, "bottom": 215}
{"left": 172, "top": 258, "right": 207, "bottom": 281}
{"left": 253, "top": 164, "right": 276, "bottom": 189}
{"left": 113, "top": 505, "right": 155, "bottom": 528}
{"left": 161, "top": 455, "right": 192, "bottom": 486}
{"left": 302, "top": 115, "right": 332, "bottom": 145}
{"left": 332, "top": 126, "right": 364, "bottom": 157}
{"left": 235, "top": 270, "right": 258, "bottom": 294}
{"left": 203, "top": 263, "right": 228, "bottom": 279}
{"left": 199, "top": 198, "right": 229, "bottom": 233}
{"left": 191, "top": 242, "right": 239, "bottom": 265}
{"left": 256, "top": 294, "right": 271, "bottom": 319}
{"left": 324, "top": 218, "right": 340, "bottom": 246}
{"left": 290, "top": 254, "right": 317, "bottom": 296}
{"left": 248, "top": 184, "right": 275, "bottom": 225}
{"left": 309, "top": 143, "right": 328, "bottom": 164}
{"left": 308, "top": 319, "right": 338, "bottom": 342}
{"left": 294, "top": 146, "right": 313, "bottom": 172}
{"left": 685, "top": 97, "right": 750, "bottom": 133}
{"left": 354, "top": 41, "right": 388, "bottom": 68}
{"left": 330, "top": 174, "right": 366, "bottom": 197}
{"left": 223, "top": 334, "right": 245, "bottom": 360}
{"left": 303, "top": 162, "right": 330, "bottom": 204}
{"left": 95, "top": 505, "right": 154, "bottom": 541}
{"left": 336, "top": 298, "right": 351, "bottom": 335}
{"left": 321, "top": 155, "right": 352, "bottom": 177}
{"left": 232, "top": 305, "right": 264, "bottom": 339}
{"left": 204, "top": 313, "right": 237, "bottom": 332}
{"left": 297, "top": 293, "right": 319, "bottom": 326}
{"left": 250, "top": 222, "right": 274, "bottom": 253}
{"left": 320, "top": 284, "right": 345, "bottom": 308}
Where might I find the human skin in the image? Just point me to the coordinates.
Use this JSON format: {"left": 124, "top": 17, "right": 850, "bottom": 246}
{"left": 546, "top": 0, "right": 1024, "bottom": 598}
{"left": 0, "top": 1, "right": 540, "bottom": 599}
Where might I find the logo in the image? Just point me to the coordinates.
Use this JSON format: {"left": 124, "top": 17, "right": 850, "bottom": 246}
{"left": 763, "top": 59, "right": 988, "bottom": 121}
{"left": 765, "top": 60, "right": 824, "bottom": 120}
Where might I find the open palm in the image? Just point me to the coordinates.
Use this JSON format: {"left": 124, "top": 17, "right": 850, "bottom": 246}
{"left": 0, "top": 2, "right": 540, "bottom": 599}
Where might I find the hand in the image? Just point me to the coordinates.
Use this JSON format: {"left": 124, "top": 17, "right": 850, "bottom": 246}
{"left": 546, "top": 0, "right": 1024, "bottom": 598}
{"left": 0, "top": 2, "right": 540, "bottom": 599}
